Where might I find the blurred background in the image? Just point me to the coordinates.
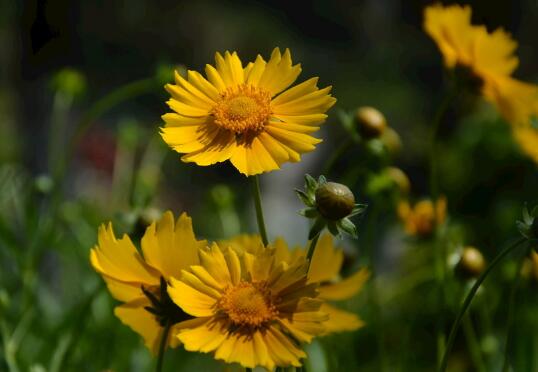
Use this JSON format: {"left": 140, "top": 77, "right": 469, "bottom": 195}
{"left": 1, "top": 0, "right": 537, "bottom": 371}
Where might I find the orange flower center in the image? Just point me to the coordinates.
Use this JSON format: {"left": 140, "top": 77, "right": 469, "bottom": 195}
{"left": 213, "top": 84, "right": 271, "bottom": 134}
{"left": 218, "top": 281, "right": 278, "bottom": 327}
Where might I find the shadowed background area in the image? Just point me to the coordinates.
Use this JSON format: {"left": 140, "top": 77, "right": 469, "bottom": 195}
{"left": 1, "top": 0, "right": 537, "bottom": 371}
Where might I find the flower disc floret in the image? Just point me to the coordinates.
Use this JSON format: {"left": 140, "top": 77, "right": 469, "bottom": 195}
{"left": 218, "top": 281, "right": 278, "bottom": 327}
{"left": 213, "top": 84, "right": 271, "bottom": 133}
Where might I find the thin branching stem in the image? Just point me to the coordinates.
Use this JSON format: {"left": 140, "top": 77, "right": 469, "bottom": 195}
{"left": 502, "top": 248, "right": 529, "bottom": 372}
{"left": 439, "top": 237, "right": 527, "bottom": 372}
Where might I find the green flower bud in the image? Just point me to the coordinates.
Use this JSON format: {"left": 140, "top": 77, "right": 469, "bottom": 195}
{"left": 355, "top": 106, "right": 387, "bottom": 139}
{"left": 386, "top": 167, "right": 410, "bottom": 194}
{"left": 315, "top": 182, "right": 355, "bottom": 220}
{"left": 51, "top": 68, "right": 87, "bottom": 98}
{"left": 381, "top": 127, "right": 402, "bottom": 155}
{"left": 457, "top": 246, "right": 486, "bottom": 278}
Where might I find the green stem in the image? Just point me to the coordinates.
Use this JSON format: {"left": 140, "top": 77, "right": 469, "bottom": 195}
{"left": 501, "top": 250, "right": 528, "bottom": 372}
{"left": 429, "top": 87, "right": 455, "bottom": 369}
{"left": 251, "top": 175, "right": 269, "bottom": 246}
{"left": 156, "top": 320, "right": 172, "bottom": 372}
{"left": 462, "top": 314, "right": 486, "bottom": 372}
{"left": 439, "top": 237, "right": 527, "bottom": 372}
{"left": 306, "top": 232, "right": 320, "bottom": 263}
{"left": 429, "top": 85, "right": 456, "bottom": 201}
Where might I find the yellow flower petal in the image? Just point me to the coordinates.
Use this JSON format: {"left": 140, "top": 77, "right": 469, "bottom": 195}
{"left": 245, "top": 55, "right": 267, "bottom": 86}
{"left": 141, "top": 211, "right": 206, "bottom": 279}
{"left": 215, "top": 51, "right": 244, "bottom": 87}
{"left": 308, "top": 234, "right": 344, "bottom": 284}
{"left": 513, "top": 125, "right": 538, "bottom": 165}
{"left": 114, "top": 299, "right": 163, "bottom": 355}
{"left": 257, "top": 48, "right": 302, "bottom": 96}
{"left": 187, "top": 70, "right": 221, "bottom": 101}
{"left": 320, "top": 303, "right": 365, "bottom": 334}
{"left": 168, "top": 276, "right": 218, "bottom": 317}
{"left": 166, "top": 98, "right": 209, "bottom": 117}
{"left": 180, "top": 127, "right": 237, "bottom": 166}
{"left": 473, "top": 27, "right": 518, "bottom": 77}
{"left": 90, "top": 223, "right": 158, "bottom": 285}
{"left": 99, "top": 273, "right": 144, "bottom": 303}
{"left": 319, "top": 268, "right": 370, "bottom": 301}
{"left": 177, "top": 318, "right": 228, "bottom": 353}
{"left": 423, "top": 4, "right": 475, "bottom": 68}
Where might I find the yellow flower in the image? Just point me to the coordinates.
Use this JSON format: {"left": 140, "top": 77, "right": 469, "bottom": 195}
{"left": 423, "top": 4, "right": 538, "bottom": 128}
{"left": 222, "top": 234, "right": 369, "bottom": 334}
{"left": 397, "top": 197, "right": 447, "bottom": 237}
{"left": 167, "top": 242, "right": 327, "bottom": 369}
{"left": 89, "top": 211, "right": 206, "bottom": 354}
{"left": 160, "top": 47, "right": 336, "bottom": 176}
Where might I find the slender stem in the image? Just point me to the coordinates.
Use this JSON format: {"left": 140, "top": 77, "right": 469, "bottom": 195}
{"left": 439, "top": 237, "right": 527, "bottom": 372}
{"left": 429, "top": 86, "right": 455, "bottom": 369}
{"left": 251, "top": 175, "right": 269, "bottom": 246}
{"left": 429, "top": 86, "right": 456, "bottom": 201}
{"left": 156, "top": 321, "right": 172, "bottom": 372}
{"left": 462, "top": 314, "right": 486, "bottom": 372}
{"left": 306, "top": 232, "right": 320, "bottom": 263}
{"left": 502, "top": 250, "right": 528, "bottom": 372}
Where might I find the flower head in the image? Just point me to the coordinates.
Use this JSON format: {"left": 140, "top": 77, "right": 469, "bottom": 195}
{"left": 275, "top": 234, "right": 369, "bottom": 334}
{"left": 168, "top": 241, "right": 327, "bottom": 369}
{"left": 220, "top": 234, "right": 369, "bottom": 334}
{"left": 424, "top": 4, "right": 538, "bottom": 148}
{"left": 397, "top": 197, "right": 447, "bottom": 237}
{"left": 296, "top": 174, "right": 367, "bottom": 239}
{"left": 89, "top": 211, "right": 206, "bottom": 353}
{"left": 161, "top": 48, "right": 336, "bottom": 176}
{"left": 456, "top": 246, "right": 486, "bottom": 278}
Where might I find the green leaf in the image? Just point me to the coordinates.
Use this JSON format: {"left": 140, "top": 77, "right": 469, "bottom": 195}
{"left": 327, "top": 220, "right": 340, "bottom": 237}
{"left": 516, "top": 221, "right": 530, "bottom": 238}
{"left": 305, "top": 174, "right": 317, "bottom": 191}
{"left": 318, "top": 175, "right": 327, "bottom": 185}
{"left": 349, "top": 204, "right": 368, "bottom": 217}
{"left": 308, "top": 218, "right": 326, "bottom": 240}
{"left": 339, "top": 218, "right": 358, "bottom": 238}
{"left": 299, "top": 207, "right": 319, "bottom": 219}
{"left": 295, "top": 189, "right": 314, "bottom": 206}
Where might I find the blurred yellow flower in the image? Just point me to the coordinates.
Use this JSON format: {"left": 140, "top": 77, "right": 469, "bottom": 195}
{"left": 397, "top": 197, "right": 447, "bottom": 237}
{"left": 424, "top": 4, "right": 538, "bottom": 146}
{"left": 90, "top": 211, "right": 206, "bottom": 354}
{"left": 168, "top": 242, "right": 326, "bottom": 370}
{"left": 161, "top": 47, "right": 336, "bottom": 176}
{"left": 222, "top": 234, "right": 369, "bottom": 334}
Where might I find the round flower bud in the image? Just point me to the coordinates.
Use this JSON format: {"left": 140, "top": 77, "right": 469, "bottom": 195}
{"left": 381, "top": 127, "right": 402, "bottom": 155}
{"left": 355, "top": 106, "right": 387, "bottom": 139}
{"left": 457, "top": 246, "right": 486, "bottom": 278}
{"left": 386, "top": 167, "right": 410, "bottom": 194}
{"left": 315, "top": 182, "right": 355, "bottom": 220}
